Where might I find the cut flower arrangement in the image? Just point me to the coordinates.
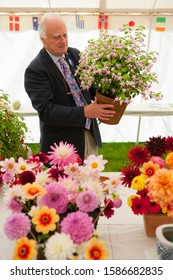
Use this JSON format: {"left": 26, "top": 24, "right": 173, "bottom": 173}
{"left": 120, "top": 136, "right": 173, "bottom": 217}
{"left": 76, "top": 24, "right": 162, "bottom": 103}
{"left": 1, "top": 141, "right": 122, "bottom": 260}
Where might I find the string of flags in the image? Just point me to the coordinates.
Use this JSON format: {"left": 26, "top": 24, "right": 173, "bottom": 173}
{"left": 155, "top": 17, "right": 166, "bottom": 32}
{"left": 0, "top": 15, "right": 169, "bottom": 32}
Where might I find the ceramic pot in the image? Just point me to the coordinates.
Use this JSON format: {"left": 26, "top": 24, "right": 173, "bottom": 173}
{"left": 96, "top": 91, "right": 128, "bottom": 125}
{"left": 156, "top": 224, "right": 173, "bottom": 260}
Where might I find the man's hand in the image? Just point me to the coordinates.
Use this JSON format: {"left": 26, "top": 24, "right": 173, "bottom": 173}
{"left": 84, "top": 97, "right": 116, "bottom": 121}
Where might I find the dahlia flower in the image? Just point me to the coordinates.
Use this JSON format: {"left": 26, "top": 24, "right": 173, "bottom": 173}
{"left": 4, "top": 212, "right": 31, "bottom": 239}
{"left": 38, "top": 182, "right": 68, "bottom": 213}
{"left": 45, "top": 232, "right": 76, "bottom": 260}
{"left": 61, "top": 211, "right": 94, "bottom": 244}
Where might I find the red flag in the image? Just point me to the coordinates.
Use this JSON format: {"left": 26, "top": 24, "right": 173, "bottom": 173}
{"left": 9, "top": 16, "right": 20, "bottom": 31}
{"left": 98, "top": 15, "right": 109, "bottom": 30}
{"left": 128, "top": 21, "right": 135, "bottom": 27}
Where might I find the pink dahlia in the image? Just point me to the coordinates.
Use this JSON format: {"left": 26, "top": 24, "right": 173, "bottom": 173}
{"left": 48, "top": 141, "right": 79, "bottom": 168}
{"left": 61, "top": 211, "right": 94, "bottom": 244}
{"left": 37, "top": 182, "right": 68, "bottom": 214}
{"left": 76, "top": 190, "right": 99, "bottom": 212}
{"left": 6, "top": 198, "right": 23, "bottom": 212}
{"left": 150, "top": 156, "right": 166, "bottom": 168}
{"left": 4, "top": 212, "right": 31, "bottom": 240}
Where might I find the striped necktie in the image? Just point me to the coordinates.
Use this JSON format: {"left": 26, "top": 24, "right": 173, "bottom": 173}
{"left": 59, "top": 57, "right": 91, "bottom": 129}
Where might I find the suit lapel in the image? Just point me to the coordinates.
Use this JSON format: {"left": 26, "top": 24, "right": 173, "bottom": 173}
{"left": 41, "top": 48, "right": 69, "bottom": 89}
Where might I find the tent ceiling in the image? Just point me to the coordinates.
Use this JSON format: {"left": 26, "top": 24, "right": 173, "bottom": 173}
{"left": 0, "top": 0, "right": 173, "bottom": 14}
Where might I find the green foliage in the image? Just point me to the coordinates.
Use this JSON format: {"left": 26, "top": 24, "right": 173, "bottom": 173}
{"left": 0, "top": 89, "right": 28, "bottom": 160}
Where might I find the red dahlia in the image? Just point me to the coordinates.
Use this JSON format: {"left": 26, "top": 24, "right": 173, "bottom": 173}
{"left": 120, "top": 164, "right": 140, "bottom": 188}
{"left": 127, "top": 146, "right": 151, "bottom": 166}
{"left": 144, "top": 136, "right": 167, "bottom": 157}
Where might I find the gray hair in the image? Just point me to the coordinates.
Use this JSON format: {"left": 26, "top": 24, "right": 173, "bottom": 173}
{"left": 39, "top": 13, "right": 63, "bottom": 39}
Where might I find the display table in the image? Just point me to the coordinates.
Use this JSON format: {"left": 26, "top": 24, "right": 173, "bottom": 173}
{"left": 0, "top": 172, "right": 158, "bottom": 260}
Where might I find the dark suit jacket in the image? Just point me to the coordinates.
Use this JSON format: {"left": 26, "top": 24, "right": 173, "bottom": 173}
{"left": 24, "top": 47, "right": 102, "bottom": 161}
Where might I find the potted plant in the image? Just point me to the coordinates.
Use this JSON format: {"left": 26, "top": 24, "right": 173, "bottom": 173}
{"left": 0, "top": 89, "right": 28, "bottom": 161}
{"left": 76, "top": 24, "right": 162, "bottom": 124}
{"left": 120, "top": 136, "right": 173, "bottom": 237}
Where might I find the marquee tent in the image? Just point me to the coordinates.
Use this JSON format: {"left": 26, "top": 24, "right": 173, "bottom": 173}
{"left": 0, "top": 0, "right": 173, "bottom": 143}
{"left": 0, "top": 0, "right": 173, "bottom": 14}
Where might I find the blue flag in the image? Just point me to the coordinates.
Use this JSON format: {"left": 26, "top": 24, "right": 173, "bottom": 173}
{"left": 75, "top": 15, "right": 84, "bottom": 29}
{"left": 32, "top": 17, "right": 39, "bottom": 31}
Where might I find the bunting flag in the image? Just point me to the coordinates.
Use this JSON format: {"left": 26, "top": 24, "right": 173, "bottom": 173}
{"left": 9, "top": 16, "right": 20, "bottom": 31}
{"left": 155, "top": 17, "right": 166, "bottom": 32}
{"left": 32, "top": 17, "right": 39, "bottom": 31}
{"left": 98, "top": 15, "right": 109, "bottom": 30}
{"left": 75, "top": 15, "right": 84, "bottom": 29}
{"left": 128, "top": 21, "right": 135, "bottom": 27}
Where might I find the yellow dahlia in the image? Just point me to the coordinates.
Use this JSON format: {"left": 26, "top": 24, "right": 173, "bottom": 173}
{"left": 131, "top": 175, "right": 146, "bottom": 191}
{"left": 32, "top": 205, "right": 59, "bottom": 234}
{"left": 127, "top": 195, "right": 138, "bottom": 207}
{"left": 140, "top": 161, "right": 159, "bottom": 178}
{"left": 22, "top": 182, "right": 46, "bottom": 200}
{"left": 84, "top": 237, "right": 109, "bottom": 260}
{"left": 13, "top": 237, "right": 37, "bottom": 260}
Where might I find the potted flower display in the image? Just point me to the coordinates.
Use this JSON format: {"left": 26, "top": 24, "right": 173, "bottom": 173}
{"left": 120, "top": 136, "right": 173, "bottom": 237}
{"left": 1, "top": 141, "right": 122, "bottom": 260}
{"left": 76, "top": 24, "right": 162, "bottom": 124}
{"left": 0, "top": 89, "right": 28, "bottom": 161}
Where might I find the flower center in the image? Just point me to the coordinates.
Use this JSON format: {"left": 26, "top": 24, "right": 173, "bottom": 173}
{"left": 29, "top": 187, "right": 38, "bottom": 195}
{"left": 18, "top": 245, "right": 29, "bottom": 257}
{"left": 83, "top": 194, "right": 91, "bottom": 203}
{"left": 20, "top": 164, "right": 27, "bottom": 171}
{"left": 91, "top": 162, "right": 98, "bottom": 169}
{"left": 40, "top": 214, "right": 51, "bottom": 225}
{"left": 91, "top": 248, "right": 101, "bottom": 259}
{"left": 7, "top": 163, "right": 14, "bottom": 169}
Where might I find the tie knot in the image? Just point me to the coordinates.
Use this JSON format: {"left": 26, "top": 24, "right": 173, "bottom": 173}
{"left": 59, "top": 57, "right": 65, "bottom": 63}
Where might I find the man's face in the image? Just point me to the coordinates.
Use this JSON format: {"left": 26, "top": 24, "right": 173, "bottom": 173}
{"left": 41, "top": 18, "right": 68, "bottom": 56}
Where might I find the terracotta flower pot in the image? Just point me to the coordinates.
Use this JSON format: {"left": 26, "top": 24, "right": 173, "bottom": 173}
{"left": 143, "top": 213, "right": 173, "bottom": 237}
{"left": 96, "top": 91, "right": 128, "bottom": 125}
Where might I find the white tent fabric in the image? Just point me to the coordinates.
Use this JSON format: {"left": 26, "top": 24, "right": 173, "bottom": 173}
{"left": 0, "top": 1, "right": 173, "bottom": 143}
{"left": 0, "top": 0, "right": 173, "bottom": 13}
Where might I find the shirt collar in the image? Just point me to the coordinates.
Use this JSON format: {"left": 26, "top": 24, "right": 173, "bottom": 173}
{"left": 46, "top": 50, "right": 65, "bottom": 64}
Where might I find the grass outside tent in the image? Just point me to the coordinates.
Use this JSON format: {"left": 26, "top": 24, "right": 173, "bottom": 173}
{"left": 27, "top": 142, "right": 143, "bottom": 172}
